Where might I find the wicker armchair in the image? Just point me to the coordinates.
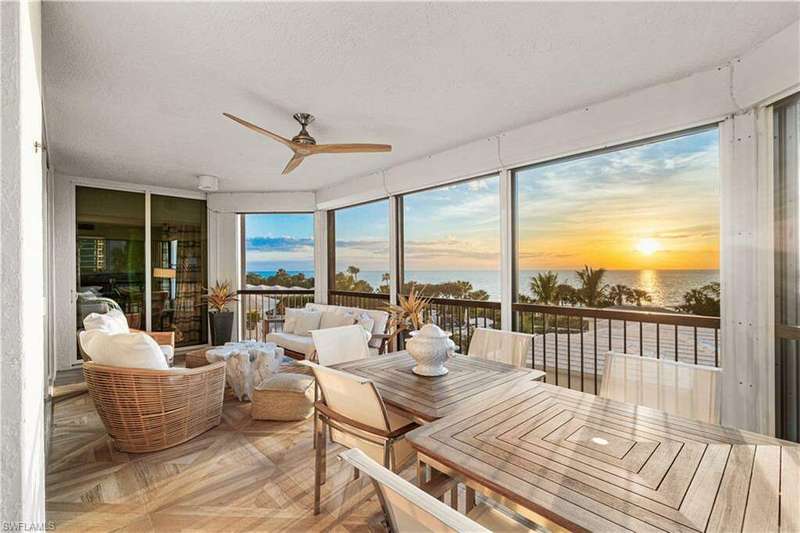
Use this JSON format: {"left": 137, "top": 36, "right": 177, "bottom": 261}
{"left": 83, "top": 361, "right": 226, "bottom": 453}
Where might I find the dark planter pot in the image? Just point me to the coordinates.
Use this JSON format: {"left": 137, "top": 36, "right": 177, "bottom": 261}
{"left": 209, "top": 311, "right": 234, "bottom": 346}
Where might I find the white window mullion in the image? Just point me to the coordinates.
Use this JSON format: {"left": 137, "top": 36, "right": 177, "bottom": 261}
{"left": 500, "top": 169, "right": 514, "bottom": 331}
{"left": 389, "top": 196, "right": 400, "bottom": 305}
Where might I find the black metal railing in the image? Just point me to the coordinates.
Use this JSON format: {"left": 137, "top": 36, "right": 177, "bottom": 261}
{"left": 239, "top": 289, "right": 315, "bottom": 341}
{"left": 513, "top": 303, "right": 721, "bottom": 394}
{"left": 328, "top": 290, "right": 390, "bottom": 311}
{"left": 422, "top": 298, "right": 502, "bottom": 352}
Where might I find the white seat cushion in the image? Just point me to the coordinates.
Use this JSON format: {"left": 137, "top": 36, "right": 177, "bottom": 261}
{"left": 80, "top": 330, "right": 169, "bottom": 370}
{"left": 264, "top": 332, "right": 316, "bottom": 358}
{"left": 83, "top": 309, "right": 129, "bottom": 334}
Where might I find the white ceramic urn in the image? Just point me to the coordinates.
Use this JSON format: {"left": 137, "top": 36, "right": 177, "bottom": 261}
{"left": 406, "top": 324, "right": 456, "bottom": 376}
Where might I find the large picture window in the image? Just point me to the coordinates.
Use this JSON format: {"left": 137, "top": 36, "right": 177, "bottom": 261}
{"left": 242, "top": 213, "right": 315, "bottom": 289}
{"left": 402, "top": 175, "right": 500, "bottom": 301}
{"left": 515, "top": 127, "right": 720, "bottom": 314}
{"left": 332, "top": 200, "right": 390, "bottom": 294}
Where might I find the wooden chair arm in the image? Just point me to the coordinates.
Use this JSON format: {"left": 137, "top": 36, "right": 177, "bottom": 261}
{"left": 131, "top": 329, "right": 175, "bottom": 348}
{"left": 315, "top": 401, "right": 418, "bottom": 439}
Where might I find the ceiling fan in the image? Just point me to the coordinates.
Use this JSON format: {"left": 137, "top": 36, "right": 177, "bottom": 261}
{"left": 223, "top": 112, "right": 392, "bottom": 175}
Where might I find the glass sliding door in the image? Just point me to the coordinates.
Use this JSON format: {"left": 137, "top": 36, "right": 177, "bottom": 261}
{"left": 75, "top": 186, "right": 146, "bottom": 331}
{"left": 151, "top": 195, "right": 208, "bottom": 347}
{"left": 775, "top": 94, "right": 800, "bottom": 442}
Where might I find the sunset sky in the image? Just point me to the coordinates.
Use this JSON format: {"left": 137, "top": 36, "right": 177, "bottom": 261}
{"left": 244, "top": 128, "right": 720, "bottom": 273}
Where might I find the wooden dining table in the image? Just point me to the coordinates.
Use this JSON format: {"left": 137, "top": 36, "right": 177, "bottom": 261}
{"left": 331, "top": 351, "right": 545, "bottom": 424}
{"left": 406, "top": 378, "right": 800, "bottom": 533}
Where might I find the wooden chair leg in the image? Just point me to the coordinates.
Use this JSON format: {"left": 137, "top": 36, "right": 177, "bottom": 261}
{"left": 465, "top": 486, "right": 476, "bottom": 514}
{"left": 449, "top": 486, "right": 459, "bottom": 510}
{"left": 312, "top": 385, "right": 319, "bottom": 449}
{"left": 314, "top": 413, "right": 327, "bottom": 515}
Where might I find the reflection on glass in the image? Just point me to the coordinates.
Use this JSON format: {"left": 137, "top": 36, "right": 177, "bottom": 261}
{"left": 334, "top": 200, "right": 390, "bottom": 293}
{"left": 243, "top": 213, "right": 315, "bottom": 289}
{"left": 151, "top": 195, "right": 208, "bottom": 347}
{"left": 515, "top": 128, "right": 720, "bottom": 310}
{"left": 76, "top": 187, "right": 146, "bottom": 330}
{"left": 402, "top": 175, "right": 500, "bottom": 301}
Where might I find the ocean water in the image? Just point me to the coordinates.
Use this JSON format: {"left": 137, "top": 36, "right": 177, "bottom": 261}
{"left": 249, "top": 269, "right": 719, "bottom": 308}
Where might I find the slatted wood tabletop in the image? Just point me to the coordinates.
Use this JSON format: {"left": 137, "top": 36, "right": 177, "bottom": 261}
{"left": 407, "top": 379, "right": 800, "bottom": 533}
{"left": 331, "top": 351, "right": 545, "bottom": 423}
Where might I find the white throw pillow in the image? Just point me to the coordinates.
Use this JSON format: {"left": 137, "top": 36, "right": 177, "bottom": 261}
{"left": 320, "top": 309, "right": 356, "bottom": 330}
{"left": 347, "top": 312, "right": 375, "bottom": 339}
{"left": 284, "top": 308, "right": 303, "bottom": 334}
{"left": 290, "top": 309, "right": 322, "bottom": 336}
{"left": 83, "top": 309, "right": 129, "bottom": 334}
{"left": 81, "top": 330, "right": 169, "bottom": 370}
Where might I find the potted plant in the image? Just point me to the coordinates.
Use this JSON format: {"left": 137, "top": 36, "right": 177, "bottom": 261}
{"left": 245, "top": 309, "right": 261, "bottom": 333}
{"left": 201, "top": 280, "right": 238, "bottom": 346}
{"left": 385, "top": 285, "right": 430, "bottom": 348}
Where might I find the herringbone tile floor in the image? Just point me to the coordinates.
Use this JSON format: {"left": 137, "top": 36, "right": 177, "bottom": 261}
{"left": 46, "top": 390, "right": 391, "bottom": 532}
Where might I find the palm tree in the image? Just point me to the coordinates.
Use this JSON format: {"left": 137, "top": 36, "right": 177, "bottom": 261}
{"left": 556, "top": 283, "right": 578, "bottom": 305}
{"left": 529, "top": 271, "right": 560, "bottom": 304}
{"left": 608, "top": 284, "right": 631, "bottom": 306}
{"left": 575, "top": 265, "right": 607, "bottom": 307}
{"left": 346, "top": 265, "right": 360, "bottom": 281}
{"left": 626, "top": 288, "right": 652, "bottom": 306}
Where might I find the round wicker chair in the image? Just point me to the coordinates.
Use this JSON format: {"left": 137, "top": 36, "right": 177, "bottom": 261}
{"left": 83, "top": 361, "right": 226, "bottom": 453}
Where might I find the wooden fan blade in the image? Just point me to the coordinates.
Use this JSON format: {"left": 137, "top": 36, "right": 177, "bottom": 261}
{"left": 223, "top": 112, "right": 294, "bottom": 149}
{"left": 282, "top": 153, "right": 306, "bottom": 175}
{"left": 308, "top": 143, "right": 392, "bottom": 154}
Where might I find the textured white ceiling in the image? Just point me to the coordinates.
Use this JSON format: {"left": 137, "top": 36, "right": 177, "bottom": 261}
{"left": 43, "top": 2, "right": 799, "bottom": 192}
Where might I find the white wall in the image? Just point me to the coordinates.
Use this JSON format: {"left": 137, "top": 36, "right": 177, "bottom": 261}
{"left": 1, "top": 0, "right": 46, "bottom": 524}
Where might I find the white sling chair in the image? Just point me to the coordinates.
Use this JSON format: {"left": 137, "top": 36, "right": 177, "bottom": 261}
{"left": 340, "top": 448, "right": 535, "bottom": 532}
{"left": 311, "top": 324, "right": 372, "bottom": 366}
{"left": 599, "top": 351, "right": 722, "bottom": 424}
{"left": 302, "top": 361, "right": 417, "bottom": 515}
{"left": 468, "top": 328, "right": 533, "bottom": 368}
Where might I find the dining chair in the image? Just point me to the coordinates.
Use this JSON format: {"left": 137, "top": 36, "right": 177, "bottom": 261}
{"left": 340, "top": 448, "right": 536, "bottom": 532}
{"left": 311, "top": 324, "right": 372, "bottom": 366}
{"left": 599, "top": 351, "right": 722, "bottom": 424}
{"left": 301, "top": 361, "right": 418, "bottom": 515}
{"left": 467, "top": 328, "right": 532, "bottom": 368}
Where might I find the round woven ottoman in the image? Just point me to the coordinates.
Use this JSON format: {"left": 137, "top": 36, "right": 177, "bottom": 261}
{"left": 251, "top": 373, "right": 315, "bottom": 421}
{"left": 185, "top": 348, "right": 212, "bottom": 368}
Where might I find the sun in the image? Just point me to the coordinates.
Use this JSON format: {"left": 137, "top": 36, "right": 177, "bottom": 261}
{"left": 636, "top": 238, "right": 661, "bottom": 256}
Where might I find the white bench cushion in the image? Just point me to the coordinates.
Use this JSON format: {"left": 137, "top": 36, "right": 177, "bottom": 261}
{"left": 264, "top": 332, "right": 316, "bottom": 358}
{"left": 306, "top": 303, "right": 388, "bottom": 349}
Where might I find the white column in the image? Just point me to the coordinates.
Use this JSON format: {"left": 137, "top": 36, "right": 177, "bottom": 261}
{"left": 389, "top": 196, "right": 400, "bottom": 305}
{"left": 719, "top": 110, "right": 775, "bottom": 435}
{"left": 314, "top": 210, "right": 328, "bottom": 304}
{"left": 207, "top": 209, "right": 240, "bottom": 341}
{"left": 0, "top": 0, "right": 46, "bottom": 524}
{"left": 499, "top": 169, "right": 514, "bottom": 330}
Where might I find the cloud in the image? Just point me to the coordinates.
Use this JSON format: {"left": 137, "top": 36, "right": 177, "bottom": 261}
{"left": 246, "top": 236, "right": 314, "bottom": 252}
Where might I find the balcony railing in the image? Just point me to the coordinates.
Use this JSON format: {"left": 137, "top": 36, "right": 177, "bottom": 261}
{"left": 512, "top": 303, "right": 721, "bottom": 394}
{"left": 421, "top": 297, "right": 502, "bottom": 352}
{"left": 239, "top": 289, "right": 315, "bottom": 341}
{"left": 328, "top": 290, "right": 390, "bottom": 310}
